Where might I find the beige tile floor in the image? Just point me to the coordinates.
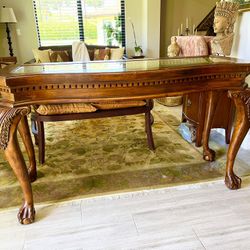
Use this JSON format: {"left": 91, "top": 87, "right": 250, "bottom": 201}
{"left": 1, "top": 177, "right": 250, "bottom": 250}
{"left": 0, "top": 105, "right": 250, "bottom": 250}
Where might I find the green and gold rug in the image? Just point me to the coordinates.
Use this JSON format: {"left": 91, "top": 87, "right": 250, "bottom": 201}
{"left": 0, "top": 103, "right": 227, "bottom": 209}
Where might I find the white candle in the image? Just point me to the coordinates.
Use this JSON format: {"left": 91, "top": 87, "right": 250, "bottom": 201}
{"left": 178, "top": 28, "right": 180, "bottom": 36}
{"left": 186, "top": 18, "right": 189, "bottom": 28}
{"left": 180, "top": 23, "right": 183, "bottom": 34}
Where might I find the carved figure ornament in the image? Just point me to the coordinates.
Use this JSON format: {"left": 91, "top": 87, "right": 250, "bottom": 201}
{"left": 211, "top": 0, "right": 240, "bottom": 56}
{"left": 167, "top": 36, "right": 181, "bottom": 58}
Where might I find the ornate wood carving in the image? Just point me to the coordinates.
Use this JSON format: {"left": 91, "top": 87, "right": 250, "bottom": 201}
{"left": 0, "top": 107, "right": 30, "bottom": 149}
{"left": 0, "top": 87, "right": 11, "bottom": 93}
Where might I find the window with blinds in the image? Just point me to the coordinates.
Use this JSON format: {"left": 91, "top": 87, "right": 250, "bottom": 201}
{"left": 33, "top": 0, "right": 126, "bottom": 47}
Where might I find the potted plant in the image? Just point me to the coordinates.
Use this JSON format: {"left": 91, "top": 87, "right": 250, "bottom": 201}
{"left": 129, "top": 18, "right": 143, "bottom": 56}
{"left": 134, "top": 46, "right": 143, "bottom": 56}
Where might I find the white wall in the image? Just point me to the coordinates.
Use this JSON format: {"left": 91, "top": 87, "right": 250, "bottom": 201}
{"left": 227, "top": 11, "right": 250, "bottom": 150}
{"left": 125, "top": 0, "right": 161, "bottom": 58}
{"left": 125, "top": 0, "right": 144, "bottom": 57}
{"left": 231, "top": 12, "right": 250, "bottom": 60}
{"left": 0, "top": 0, "right": 38, "bottom": 63}
{"left": 146, "top": 0, "right": 161, "bottom": 58}
{"left": 231, "top": 11, "right": 250, "bottom": 86}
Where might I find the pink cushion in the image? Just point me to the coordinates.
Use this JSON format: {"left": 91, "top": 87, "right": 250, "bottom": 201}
{"left": 174, "top": 36, "right": 214, "bottom": 57}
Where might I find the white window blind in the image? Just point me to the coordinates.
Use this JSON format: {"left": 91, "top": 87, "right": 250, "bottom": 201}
{"left": 33, "top": 0, "right": 80, "bottom": 46}
{"left": 33, "top": 0, "right": 125, "bottom": 47}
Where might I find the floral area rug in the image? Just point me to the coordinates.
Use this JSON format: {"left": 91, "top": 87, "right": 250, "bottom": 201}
{"left": 0, "top": 103, "right": 226, "bottom": 209}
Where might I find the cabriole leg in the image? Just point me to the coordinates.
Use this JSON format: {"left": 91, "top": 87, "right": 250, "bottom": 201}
{"left": 0, "top": 107, "right": 35, "bottom": 224}
{"left": 225, "top": 90, "right": 250, "bottom": 190}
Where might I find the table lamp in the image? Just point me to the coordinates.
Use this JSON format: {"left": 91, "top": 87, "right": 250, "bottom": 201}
{"left": 0, "top": 6, "right": 17, "bottom": 57}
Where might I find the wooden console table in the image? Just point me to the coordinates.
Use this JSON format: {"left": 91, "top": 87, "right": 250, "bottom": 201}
{"left": 0, "top": 56, "right": 250, "bottom": 224}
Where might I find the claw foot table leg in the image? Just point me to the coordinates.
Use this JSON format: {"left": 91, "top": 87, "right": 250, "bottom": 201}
{"left": 203, "top": 91, "right": 222, "bottom": 161}
{"left": 226, "top": 90, "right": 250, "bottom": 190}
{"left": 0, "top": 107, "right": 35, "bottom": 224}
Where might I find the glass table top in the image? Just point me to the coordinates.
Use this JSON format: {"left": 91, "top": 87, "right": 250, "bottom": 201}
{"left": 11, "top": 56, "right": 237, "bottom": 75}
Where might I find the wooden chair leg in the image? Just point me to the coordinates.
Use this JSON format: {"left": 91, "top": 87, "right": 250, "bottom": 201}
{"left": 31, "top": 115, "right": 39, "bottom": 146}
{"left": 150, "top": 113, "right": 154, "bottom": 126}
{"left": 31, "top": 115, "right": 45, "bottom": 163}
{"left": 145, "top": 111, "right": 155, "bottom": 151}
{"left": 37, "top": 120, "right": 45, "bottom": 164}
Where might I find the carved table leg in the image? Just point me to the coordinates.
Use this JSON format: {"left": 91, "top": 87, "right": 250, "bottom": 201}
{"left": 203, "top": 91, "right": 222, "bottom": 161}
{"left": 0, "top": 107, "right": 35, "bottom": 224}
{"left": 225, "top": 90, "right": 250, "bottom": 190}
{"left": 18, "top": 116, "right": 37, "bottom": 182}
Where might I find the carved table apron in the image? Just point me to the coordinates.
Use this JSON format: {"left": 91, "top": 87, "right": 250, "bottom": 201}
{"left": 0, "top": 56, "right": 250, "bottom": 224}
